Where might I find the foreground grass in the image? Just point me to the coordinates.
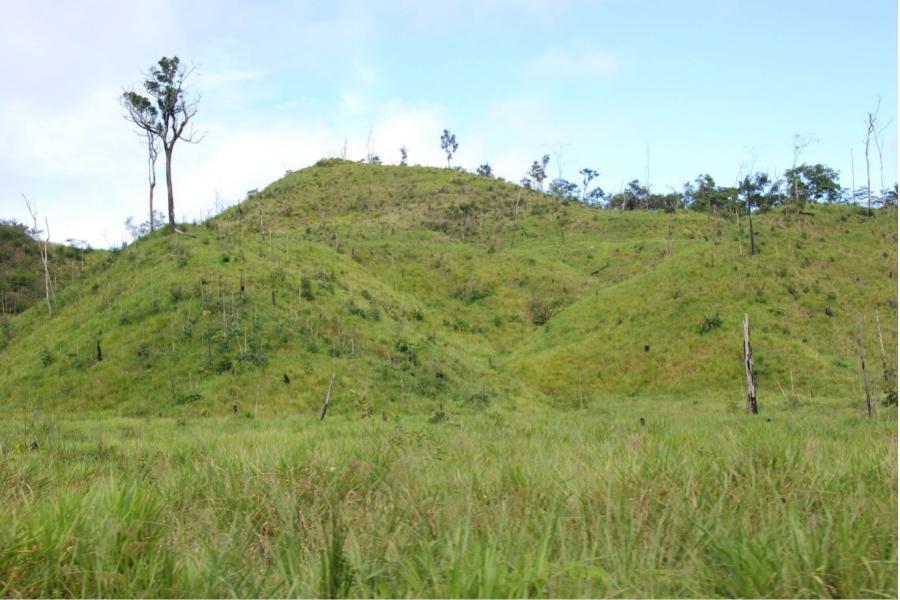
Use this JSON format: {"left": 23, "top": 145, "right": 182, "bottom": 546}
{"left": 0, "top": 400, "right": 895, "bottom": 598}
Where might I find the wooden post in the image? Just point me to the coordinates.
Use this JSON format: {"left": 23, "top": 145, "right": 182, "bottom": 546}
{"left": 858, "top": 318, "right": 874, "bottom": 417}
{"left": 875, "top": 309, "right": 890, "bottom": 387}
{"left": 320, "top": 372, "right": 336, "bottom": 421}
{"left": 743, "top": 314, "right": 758, "bottom": 415}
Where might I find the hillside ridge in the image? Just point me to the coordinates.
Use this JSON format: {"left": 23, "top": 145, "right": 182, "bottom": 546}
{"left": 0, "top": 161, "right": 896, "bottom": 415}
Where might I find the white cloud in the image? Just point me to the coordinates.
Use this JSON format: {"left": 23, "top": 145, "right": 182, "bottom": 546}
{"left": 0, "top": 89, "right": 137, "bottom": 179}
{"left": 528, "top": 44, "right": 622, "bottom": 78}
{"left": 195, "top": 69, "right": 266, "bottom": 91}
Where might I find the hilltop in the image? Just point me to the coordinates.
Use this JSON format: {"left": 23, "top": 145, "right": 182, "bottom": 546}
{"left": 0, "top": 160, "right": 896, "bottom": 415}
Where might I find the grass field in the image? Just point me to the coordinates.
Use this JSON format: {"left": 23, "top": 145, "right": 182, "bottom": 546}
{"left": 0, "top": 162, "right": 896, "bottom": 597}
{"left": 1, "top": 398, "right": 895, "bottom": 597}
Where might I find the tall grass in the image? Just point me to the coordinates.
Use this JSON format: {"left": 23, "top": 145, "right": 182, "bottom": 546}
{"left": 0, "top": 399, "right": 895, "bottom": 597}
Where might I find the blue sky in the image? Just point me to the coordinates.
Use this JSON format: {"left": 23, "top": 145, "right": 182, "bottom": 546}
{"left": 0, "top": 0, "right": 896, "bottom": 246}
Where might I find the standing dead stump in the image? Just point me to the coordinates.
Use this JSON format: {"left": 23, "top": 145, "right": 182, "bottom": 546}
{"left": 320, "top": 372, "right": 336, "bottom": 421}
{"left": 743, "top": 314, "right": 758, "bottom": 415}
{"left": 858, "top": 318, "right": 874, "bottom": 417}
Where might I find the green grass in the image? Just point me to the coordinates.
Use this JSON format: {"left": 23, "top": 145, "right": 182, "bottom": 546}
{"left": 0, "top": 222, "right": 90, "bottom": 316}
{"left": 0, "top": 400, "right": 895, "bottom": 597}
{"left": 0, "top": 161, "right": 896, "bottom": 597}
{"left": 0, "top": 161, "right": 896, "bottom": 416}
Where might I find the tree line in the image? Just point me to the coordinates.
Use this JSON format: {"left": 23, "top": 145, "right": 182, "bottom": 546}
{"left": 437, "top": 130, "right": 898, "bottom": 214}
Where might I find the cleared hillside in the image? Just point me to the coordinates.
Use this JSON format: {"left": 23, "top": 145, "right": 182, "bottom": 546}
{"left": 0, "top": 222, "right": 89, "bottom": 316}
{"left": 0, "top": 160, "right": 896, "bottom": 415}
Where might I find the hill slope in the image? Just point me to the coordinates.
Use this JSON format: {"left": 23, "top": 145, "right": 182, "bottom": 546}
{"left": 0, "top": 221, "right": 88, "bottom": 315}
{"left": 0, "top": 160, "right": 896, "bottom": 415}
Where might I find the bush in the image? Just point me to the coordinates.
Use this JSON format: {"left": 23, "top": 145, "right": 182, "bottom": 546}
{"left": 300, "top": 276, "right": 314, "bottom": 301}
{"left": 346, "top": 302, "right": 365, "bottom": 318}
{"left": 39, "top": 347, "right": 54, "bottom": 367}
{"left": 394, "top": 339, "right": 418, "bottom": 367}
{"left": 699, "top": 314, "right": 723, "bottom": 334}
{"left": 528, "top": 297, "right": 557, "bottom": 326}
{"left": 451, "top": 282, "right": 492, "bottom": 304}
{"left": 169, "top": 285, "right": 186, "bottom": 303}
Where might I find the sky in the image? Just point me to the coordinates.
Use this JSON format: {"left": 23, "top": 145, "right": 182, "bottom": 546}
{"left": 0, "top": 0, "right": 897, "bottom": 247}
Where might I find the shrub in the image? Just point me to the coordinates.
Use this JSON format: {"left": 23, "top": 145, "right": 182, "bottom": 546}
{"left": 394, "top": 339, "right": 418, "bottom": 367}
{"left": 451, "top": 282, "right": 492, "bottom": 304}
{"left": 169, "top": 285, "right": 186, "bottom": 303}
{"left": 300, "top": 276, "right": 314, "bottom": 301}
{"left": 346, "top": 301, "right": 367, "bottom": 319}
{"left": 528, "top": 297, "right": 558, "bottom": 326}
{"left": 699, "top": 314, "right": 723, "bottom": 334}
{"left": 39, "top": 347, "right": 54, "bottom": 367}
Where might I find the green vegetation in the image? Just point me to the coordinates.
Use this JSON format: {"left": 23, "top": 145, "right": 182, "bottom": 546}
{"left": 0, "top": 161, "right": 896, "bottom": 597}
{"left": 1, "top": 161, "right": 895, "bottom": 413}
{"left": 0, "top": 220, "right": 90, "bottom": 316}
{"left": 1, "top": 401, "right": 895, "bottom": 597}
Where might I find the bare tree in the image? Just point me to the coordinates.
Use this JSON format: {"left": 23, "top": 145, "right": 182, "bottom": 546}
{"left": 122, "top": 56, "right": 200, "bottom": 233}
{"left": 145, "top": 131, "right": 159, "bottom": 233}
{"left": 872, "top": 110, "right": 891, "bottom": 206}
{"left": 864, "top": 99, "right": 880, "bottom": 214}
{"left": 23, "top": 196, "right": 54, "bottom": 317}
{"left": 790, "top": 135, "right": 811, "bottom": 206}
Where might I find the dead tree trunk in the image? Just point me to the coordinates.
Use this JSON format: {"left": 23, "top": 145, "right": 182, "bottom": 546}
{"left": 875, "top": 309, "right": 890, "bottom": 387}
{"left": 147, "top": 131, "right": 158, "bottom": 233}
{"left": 23, "top": 196, "right": 54, "bottom": 317}
{"left": 319, "top": 372, "right": 336, "bottom": 421}
{"left": 747, "top": 203, "right": 757, "bottom": 256}
{"left": 857, "top": 318, "right": 874, "bottom": 417}
{"left": 743, "top": 314, "right": 758, "bottom": 414}
{"left": 865, "top": 102, "right": 879, "bottom": 216}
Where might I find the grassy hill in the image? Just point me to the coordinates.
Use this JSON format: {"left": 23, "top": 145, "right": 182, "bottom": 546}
{"left": 0, "top": 159, "right": 896, "bottom": 415}
{"left": 0, "top": 221, "right": 89, "bottom": 316}
{"left": 0, "top": 160, "right": 896, "bottom": 597}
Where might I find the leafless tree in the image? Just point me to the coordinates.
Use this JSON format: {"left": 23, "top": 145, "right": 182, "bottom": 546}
{"left": 145, "top": 131, "right": 159, "bottom": 233}
{"left": 865, "top": 101, "right": 878, "bottom": 214}
{"left": 23, "top": 196, "right": 54, "bottom": 317}
{"left": 790, "top": 135, "right": 812, "bottom": 206}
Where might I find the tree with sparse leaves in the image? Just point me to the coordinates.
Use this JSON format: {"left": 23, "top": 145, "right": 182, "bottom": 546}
{"left": 608, "top": 180, "right": 650, "bottom": 210}
{"left": 529, "top": 155, "right": 550, "bottom": 191}
{"left": 122, "top": 56, "right": 200, "bottom": 233}
{"left": 476, "top": 163, "right": 493, "bottom": 177}
{"left": 579, "top": 168, "right": 598, "bottom": 201}
{"left": 738, "top": 173, "right": 777, "bottom": 255}
{"left": 548, "top": 178, "right": 579, "bottom": 200}
{"left": 440, "top": 130, "right": 458, "bottom": 168}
